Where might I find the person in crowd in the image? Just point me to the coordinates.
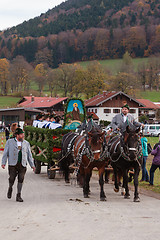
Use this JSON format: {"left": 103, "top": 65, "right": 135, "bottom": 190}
{"left": 37, "top": 113, "right": 49, "bottom": 128}
{"left": 50, "top": 114, "right": 55, "bottom": 123}
{"left": 32, "top": 113, "right": 44, "bottom": 127}
{"left": 111, "top": 104, "right": 144, "bottom": 133}
{"left": 45, "top": 114, "right": 55, "bottom": 128}
{"left": 149, "top": 136, "right": 160, "bottom": 186}
{"left": 140, "top": 133, "right": 149, "bottom": 182}
{"left": 1, "top": 128, "right": 35, "bottom": 202}
{"left": 10, "top": 122, "right": 18, "bottom": 138}
{"left": 5, "top": 125, "right": 10, "bottom": 141}
{"left": 49, "top": 115, "right": 62, "bottom": 129}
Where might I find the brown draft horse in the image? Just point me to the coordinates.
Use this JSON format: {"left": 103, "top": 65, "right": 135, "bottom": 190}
{"left": 108, "top": 126, "right": 142, "bottom": 202}
{"left": 73, "top": 127, "right": 106, "bottom": 201}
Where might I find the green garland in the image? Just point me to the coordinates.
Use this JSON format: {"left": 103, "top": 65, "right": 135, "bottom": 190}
{"left": 24, "top": 126, "right": 70, "bottom": 164}
{"left": 63, "top": 98, "right": 86, "bottom": 128}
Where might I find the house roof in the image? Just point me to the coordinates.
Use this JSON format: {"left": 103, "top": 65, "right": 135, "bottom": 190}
{"left": 18, "top": 96, "right": 68, "bottom": 108}
{"left": 0, "top": 107, "right": 43, "bottom": 113}
{"left": 136, "top": 99, "right": 160, "bottom": 109}
{"left": 85, "top": 91, "right": 144, "bottom": 107}
{"left": 87, "top": 112, "right": 99, "bottom": 120}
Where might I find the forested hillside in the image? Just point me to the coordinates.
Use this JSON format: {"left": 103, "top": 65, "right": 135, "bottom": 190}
{"left": 0, "top": 0, "right": 160, "bottom": 67}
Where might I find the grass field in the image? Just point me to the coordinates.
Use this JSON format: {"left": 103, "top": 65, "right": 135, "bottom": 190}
{"left": 0, "top": 96, "right": 21, "bottom": 108}
{"left": 140, "top": 90, "right": 160, "bottom": 102}
{"left": 78, "top": 57, "right": 149, "bottom": 73}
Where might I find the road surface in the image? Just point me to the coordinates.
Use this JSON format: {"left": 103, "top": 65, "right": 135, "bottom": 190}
{"left": 0, "top": 152, "right": 159, "bottom": 240}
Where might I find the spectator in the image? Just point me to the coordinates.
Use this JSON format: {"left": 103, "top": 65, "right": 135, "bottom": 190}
{"left": 5, "top": 125, "right": 10, "bottom": 141}
{"left": 10, "top": 122, "right": 18, "bottom": 138}
{"left": 140, "top": 133, "right": 149, "bottom": 182}
{"left": 149, "top": 136, "right": 160, "bottom": 186}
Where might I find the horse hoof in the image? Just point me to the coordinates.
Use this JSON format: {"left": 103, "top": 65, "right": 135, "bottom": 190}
{"left": 134, "top": 197, "right": 140, "bottom": 202}
{"left": 100, "top": 197, "right": 107, "bottom": 201}
{"left": 114, "top": 188, "right": 119, "bottom": 193}
{"left": 124, "top": 195, "right": 130, "bottom": 199}
{"left": 65, "top": 180, "right": 70, "bottom": 184}
{"left": 84, "top": 194, "right": 89, "bottom": 198}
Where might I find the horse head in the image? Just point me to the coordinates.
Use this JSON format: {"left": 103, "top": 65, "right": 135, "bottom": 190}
{"left": 123, "top": 125, "right": 140, "bottom": 161}
{"left": 88, "top": 128, "right": 105, "bottom": 161}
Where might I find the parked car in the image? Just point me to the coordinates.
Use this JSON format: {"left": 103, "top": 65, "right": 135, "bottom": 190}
{"left": 143, "top": 124, "right": 160, "bottom": 137}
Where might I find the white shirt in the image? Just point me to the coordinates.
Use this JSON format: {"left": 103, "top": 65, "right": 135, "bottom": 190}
{"left": 15, "top": 138, "right": 22, "bottom": 152}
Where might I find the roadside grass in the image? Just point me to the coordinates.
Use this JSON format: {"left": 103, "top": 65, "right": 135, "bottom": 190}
{"left": 132, "top": 137, "right": 160, "bottom": 193}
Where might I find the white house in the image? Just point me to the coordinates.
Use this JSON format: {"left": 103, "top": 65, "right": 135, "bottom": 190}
{"left": 85, "top": 91, "right": 144, "bottom": 122}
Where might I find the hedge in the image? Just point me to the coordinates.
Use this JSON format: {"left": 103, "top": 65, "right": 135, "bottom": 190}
{"left": 24, "top": 126, "right": 70, "bottom": 164}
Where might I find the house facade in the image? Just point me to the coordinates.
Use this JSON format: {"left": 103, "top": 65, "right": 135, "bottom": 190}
{"left": 0, "top": 108, "right": 43, "bottom": 128}
{"left": 137, "top": 99, "right": 160, "bottom": 123}
{"left": 85, "top": 91, "right": 144, "bottom": 122}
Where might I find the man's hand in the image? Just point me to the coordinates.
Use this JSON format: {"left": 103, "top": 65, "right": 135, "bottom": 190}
{"left": 1, "top": 165, "right": 5, "bottom": 169}
{"left": 32, "top": 166, "right": 36, "bottom": 172}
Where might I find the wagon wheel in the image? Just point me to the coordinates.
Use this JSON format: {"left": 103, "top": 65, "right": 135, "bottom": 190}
{"left": 34, "top": 159, "right": 41, "bottom": 174}
{"left": 47, "top": 161, "right": 56, "bottom": 179}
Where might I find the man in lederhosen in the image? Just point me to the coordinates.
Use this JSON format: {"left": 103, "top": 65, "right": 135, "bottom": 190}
{"left": 1, "top": 128, "right": 35, "bottom": 202}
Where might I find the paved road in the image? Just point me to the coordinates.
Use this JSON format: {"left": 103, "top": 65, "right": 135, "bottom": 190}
{"left": 0, "top": 152, "right": 160, "bottom": 240}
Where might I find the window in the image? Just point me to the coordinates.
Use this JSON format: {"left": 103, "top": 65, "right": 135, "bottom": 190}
{"left": 156, "top": 126, "right": 160, "bottom": 130}
{"left": 113, "top": 109, "right": 120, "bottom": 113}
{"left": 150, "top": 126, "right": 155, "bottom": 130}
{"left": 95, "top": 109, "right": 97, "bottom": 113}
{"left": 104, "top": 109, "right": 111, "bottom": 113}
{"left": 130, "top": 109, "right": 136, "bottom": 114}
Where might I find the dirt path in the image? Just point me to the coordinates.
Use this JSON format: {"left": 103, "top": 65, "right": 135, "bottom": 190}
{"left": 0, "top": 152, "right": 160, "bottom": 240}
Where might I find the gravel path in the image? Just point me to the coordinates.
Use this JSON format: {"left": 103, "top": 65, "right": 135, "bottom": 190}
{"left": 0, "top": 152, "right": 160, "bottom": 240}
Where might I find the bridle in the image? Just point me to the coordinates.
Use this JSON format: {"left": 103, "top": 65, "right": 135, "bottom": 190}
{"left": 108, "top": 131, "right": 142, "bottom": 164}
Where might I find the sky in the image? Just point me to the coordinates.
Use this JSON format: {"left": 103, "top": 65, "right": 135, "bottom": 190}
{"left": 0, "top": 0, "right": 65, "bottom": 31}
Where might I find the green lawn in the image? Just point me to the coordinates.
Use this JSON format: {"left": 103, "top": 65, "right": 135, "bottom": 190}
{"left": 0, "top": 97, "right": 21, "bottom": 108}
{"left": 140, "top": 90, "right": 160, "bottom": 102}
{"left": 133, "top": 137, "right": 160, "bottom": 193}
{"left": 78, "top": 57, "right": 149, "bottom": 73}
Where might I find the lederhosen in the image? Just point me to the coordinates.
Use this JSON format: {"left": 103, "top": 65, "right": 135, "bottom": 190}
{"left": 8, "top": 140, "right": 27, "bottom": 186}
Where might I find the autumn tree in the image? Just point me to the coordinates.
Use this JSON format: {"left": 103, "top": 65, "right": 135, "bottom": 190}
{"left": 83, "top": 61, "right": 106, "bottom": 98}
{"left": 138, "top": 62, "right": 148, "bottom": 91}
{"left": 147, "top": 56, "right": 160, "bottom": 91}
{"left": 57, "top": 63, "right": 77, "bottom": 97}
{"left": 110, "top": 72, "right": 139, "bottom": 96}
{"left": 47, "top": 68, "right": 61, "bottom": 97}
{"left": 0, "top": 58, "right": 10, "bottom": 95}
{"left": 34, "top": 63, "right": 48, "bottom": 96}
{"left": 9, "top": 56, "right": 33, "bottom": 92}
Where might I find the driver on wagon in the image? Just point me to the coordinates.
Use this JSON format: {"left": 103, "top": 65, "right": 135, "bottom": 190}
{"left": 111, "top": 103, "right": 144, "bottom": 133}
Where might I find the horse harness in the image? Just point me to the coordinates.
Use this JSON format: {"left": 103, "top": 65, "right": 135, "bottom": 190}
{"left": 107, "top": 132, "right": 142, "bottom": 166}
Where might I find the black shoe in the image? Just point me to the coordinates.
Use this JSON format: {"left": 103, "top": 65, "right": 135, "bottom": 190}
{"left": 7, "top": 187, "right": 13, "bottom": 199}
{"left": 16, "top": 193, "right": 23, "bottom": 202}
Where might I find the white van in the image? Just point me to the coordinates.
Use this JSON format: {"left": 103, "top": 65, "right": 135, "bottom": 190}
{"left": 143, "top": 124, "right": 160, "bottom": 137}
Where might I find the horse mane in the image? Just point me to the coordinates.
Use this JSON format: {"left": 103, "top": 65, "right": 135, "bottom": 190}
{"left": 89, "top": 127, "right": 103, "bottom": 146}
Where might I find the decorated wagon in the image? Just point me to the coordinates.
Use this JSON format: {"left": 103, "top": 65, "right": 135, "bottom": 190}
{"left": 24, "top": 98, "right": 86, "bottom": 179}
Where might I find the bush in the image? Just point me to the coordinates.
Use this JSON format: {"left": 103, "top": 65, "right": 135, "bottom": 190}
{"left": 100, "top": 120, "right": 111, "bottom": 127}
{"left": 24, "top": 126, "right": 70, "bottom": 164}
